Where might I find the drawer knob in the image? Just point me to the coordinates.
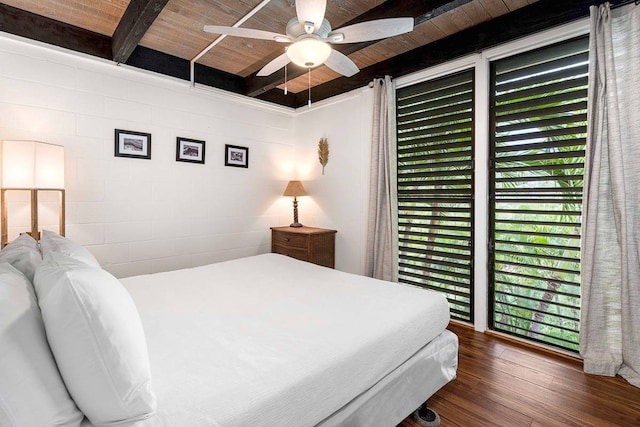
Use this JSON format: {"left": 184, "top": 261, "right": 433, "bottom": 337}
{"left": 285, "top": 238, "right": 290, "bottom": 242}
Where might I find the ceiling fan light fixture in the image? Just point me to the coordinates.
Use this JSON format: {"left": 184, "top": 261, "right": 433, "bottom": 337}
{"left": 286, "top": 38, "right": 331, "bottom": 68}
{"left": 204, "top": 2, "right": 414, "bottom": 79}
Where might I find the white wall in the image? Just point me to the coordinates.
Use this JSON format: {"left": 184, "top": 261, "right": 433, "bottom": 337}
{"left": 0, "top": 34, "right": 296, "bottom": 278}
{"left": 292, "top": 88, "right": 374, "bottom": 274}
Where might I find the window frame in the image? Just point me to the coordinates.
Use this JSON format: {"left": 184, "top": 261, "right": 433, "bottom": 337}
{"left": 396, "top": 69, "right": 476, "bottom": 323}
{"left": 487, "top": 35, "right": 588, "bottom": 352}
{"left": 394, "top": 18, "right": 589, "bottom": 332}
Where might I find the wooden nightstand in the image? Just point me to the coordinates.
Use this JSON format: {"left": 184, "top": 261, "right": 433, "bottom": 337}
{"left": 271, "top": 226, "right": 337, "bottom": 268}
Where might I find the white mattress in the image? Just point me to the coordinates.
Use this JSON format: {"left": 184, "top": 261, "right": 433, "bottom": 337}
{"left": 82, "top": 254, "right": 452, "bottom": 427}
{"left": 317, "top": 329, "right": 458, "bottom": 427}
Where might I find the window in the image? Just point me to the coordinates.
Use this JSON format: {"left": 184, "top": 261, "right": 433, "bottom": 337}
{"left": 396, "top": 70, "right": 475, "bottom": 322}
{"left": 488, "top": 37, "right": 588, "bottom": 351}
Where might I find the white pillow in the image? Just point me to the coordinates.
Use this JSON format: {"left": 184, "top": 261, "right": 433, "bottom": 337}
{"left": 39, "top": 229, "right": 100, "bottom": 268}
{"left": 0, "top": 262, "right": 83, "bottom": 427}
{"left": 0, "top": 233, "right": 41, "bottom": 282}
{"left": 34, "top": 252, "right": 156, "bottom": 425}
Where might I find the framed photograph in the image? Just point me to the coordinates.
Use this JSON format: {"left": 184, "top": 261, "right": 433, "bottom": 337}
{"left": 176, "top": 137, "right": 205, "bottom": 164}
{"left": 224, "top": 144, "right": 249, "bottom": 168}
{"left": 114, "top": 129, "right": 151, "bottom": 159}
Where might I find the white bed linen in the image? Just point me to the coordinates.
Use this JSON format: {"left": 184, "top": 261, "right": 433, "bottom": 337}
{"left": 82, "top": 254, "right": 451, "bottom": 427}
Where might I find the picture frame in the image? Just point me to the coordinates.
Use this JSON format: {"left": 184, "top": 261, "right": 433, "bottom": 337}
{"left": 176, "top": 137, "right": 205, "bottom": 164}
{"left": 114, "top": 129, "right": 151, "bottom": 159}
{"left": 224, "top": 144, "right": 249, "bottom": 168}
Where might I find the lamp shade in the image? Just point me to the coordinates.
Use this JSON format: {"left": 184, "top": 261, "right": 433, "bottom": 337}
{"left": 286, "top": 38, "right": 331, "bottom": 68}
{"left": 283, "top": 180, "right": 307, "bottom": 197}
{"left": 1, "top": 141, "right": 64, "bottom": 188}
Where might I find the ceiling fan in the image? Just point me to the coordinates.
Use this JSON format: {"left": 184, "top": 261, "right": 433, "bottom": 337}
{"left": 203, "top": 0, "right": 414, "bottom": 78}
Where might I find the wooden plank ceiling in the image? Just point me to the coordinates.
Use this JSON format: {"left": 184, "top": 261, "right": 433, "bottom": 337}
{"left": 0, "top": 0, "right": 607, "bottom": 108}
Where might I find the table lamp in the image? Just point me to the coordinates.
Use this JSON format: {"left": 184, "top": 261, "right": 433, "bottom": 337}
{"left": 283, "top": 180, "right": 307, "bottom": 228}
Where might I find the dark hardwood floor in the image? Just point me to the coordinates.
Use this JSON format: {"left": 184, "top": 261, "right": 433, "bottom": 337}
{"left": 399, "top": 323, "right": 640, "bottom": 427}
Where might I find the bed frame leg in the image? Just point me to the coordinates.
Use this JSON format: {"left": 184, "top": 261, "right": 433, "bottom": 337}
{"left": 412, "top": 401, "right": 441, "bottom": 427}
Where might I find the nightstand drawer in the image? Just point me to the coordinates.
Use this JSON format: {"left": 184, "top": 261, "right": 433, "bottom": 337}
{"left": 272, "top": 231, "right": 308, "bottom": 249}
{"left": 272, "top": 245, "right": 308, "bottom": 261}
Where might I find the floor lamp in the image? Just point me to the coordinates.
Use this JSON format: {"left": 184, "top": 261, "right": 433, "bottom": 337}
{"left": 0, "top": 141, "right": 65, "bottom": 247}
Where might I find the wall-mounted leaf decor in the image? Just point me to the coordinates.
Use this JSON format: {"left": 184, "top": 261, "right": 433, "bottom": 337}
{"left": 318, "top": 138, "right": 329, "bottom": 175}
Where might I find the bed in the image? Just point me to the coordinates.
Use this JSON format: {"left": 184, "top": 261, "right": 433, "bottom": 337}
{"left": 0, "top": 232, "right": 458, "bottom": 427}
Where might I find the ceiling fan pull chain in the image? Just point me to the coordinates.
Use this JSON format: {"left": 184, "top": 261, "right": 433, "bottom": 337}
{"left": 308, "top": 67, "right": 312, "bottom": 107}
{"left": 284, "top": 63, "right": 288, "bottom": 95}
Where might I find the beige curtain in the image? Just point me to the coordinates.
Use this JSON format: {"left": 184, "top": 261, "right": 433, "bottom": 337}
{"left": 365, "top": 76, "right": 398, "bottom": 281}
{"left": 581, "top": 2, "right": 640, "bottom": 387}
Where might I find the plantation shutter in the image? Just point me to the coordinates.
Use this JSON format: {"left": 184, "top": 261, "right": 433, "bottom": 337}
{"left": 396, "top": 69, "right": 474, "bottom": 323}
{"left": 489, "top": 36, "right": 588, "bottom": 351}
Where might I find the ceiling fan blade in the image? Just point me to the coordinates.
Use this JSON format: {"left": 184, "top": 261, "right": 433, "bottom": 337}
{"left": 295, "top": 0, "right": 327, "bottom": 32}
{"left": 328, "top": 18, "right": 414, "bottom": 44}
{"left": 203, "top": 25, "right": 291, "bottom": 42}
{"left": 324, "top": 50, "right": 359, "bottom": 77}
{"left": 257, "top": 53, "right": 291, "bottom": 76}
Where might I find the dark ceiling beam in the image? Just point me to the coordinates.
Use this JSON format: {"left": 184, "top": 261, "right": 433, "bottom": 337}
{"left": 341, "top": 0, "right": 473, "bottom": 27}
{"left": 254, "top": 88, "right": 299, "bottom": 109}
{"left": 0, "top": 3, "right": 111, "bottom": 59}
{"left": 112, "top": 0, "right": 169, "bottom": 63}
{"left": 126, "top": 45, "right": 246, "bottom": 94}
{"left": 244, "top": 0, "right": 471, "bottom": 97}
{"left": 276, "top": 0, "right": 599, "bottom": 108}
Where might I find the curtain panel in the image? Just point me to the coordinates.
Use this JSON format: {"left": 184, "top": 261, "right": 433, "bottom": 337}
{"left": 365, "top": 76, "right": 399, "bottom": 281}
{"left": 581, "top": 2, "right": 640, "bottom": 387}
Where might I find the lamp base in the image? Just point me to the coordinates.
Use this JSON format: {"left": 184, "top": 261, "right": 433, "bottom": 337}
{"left": 290, "top": 196, "right": 303, "bottom": 228}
